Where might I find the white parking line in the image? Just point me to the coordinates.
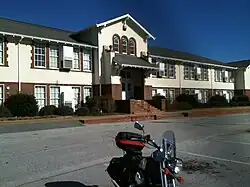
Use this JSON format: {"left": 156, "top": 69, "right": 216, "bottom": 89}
{"left": 179, "top": 151, "right": 250, "bottom": 166}
{"left": 213, "top": 139, "right": 250, "bottom": 146}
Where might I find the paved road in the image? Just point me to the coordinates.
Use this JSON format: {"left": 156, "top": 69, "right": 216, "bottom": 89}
{"left": 1, "top": 113, "right": 250, "bottom": 187}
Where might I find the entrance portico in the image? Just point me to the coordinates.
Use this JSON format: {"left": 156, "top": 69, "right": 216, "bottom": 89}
{"left": 112, "top": 53, "right": 158, "bottom": 100}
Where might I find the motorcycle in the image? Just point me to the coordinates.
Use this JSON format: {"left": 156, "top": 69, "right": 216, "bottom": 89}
{"left": 106, "top": 121, "right": 184, "bottom": 187}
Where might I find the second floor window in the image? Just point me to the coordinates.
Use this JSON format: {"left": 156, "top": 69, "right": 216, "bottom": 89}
{"left": 49, "top": 45, "right": 59, "bottom": 69}
{"left": 73, "top": 48, "right": 80, "bottom": 70}
{"left": 83, "top": 49, "right": 91, "bottom": 71}
{"left": 121, "top": 37, "right": 128, "bottom": 54}
{"left": 158, "top": 61, "right": 176, "bottom": 79}
{"left": 113, "top": 35, "right": 120, "bottom": 52}
{"left": 0, "top": 38, "right": 3, "bottom": 65}
{"left": 129, "top": 38, "right": 135, "bottom": 55}
{"left": 34, "top": 44, "right": 46, "bottom": 67}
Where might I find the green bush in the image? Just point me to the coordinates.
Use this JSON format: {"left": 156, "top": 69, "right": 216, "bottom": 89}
{"left": 176, "top": 94, "right": 199, "bottom": 108}
{"left": 55, "top": 105, "right": 74, "bottom": 116}
{"left": 207, "top": 95, "right": 229, "bottom": 107}
{"left": 4, "top": 93, "right": 38, "bottom": 117}
{"left": 39, "top": 105, "right": 57, "bottom": 116}
{"left": 230, "top": 101, "right": 239, "bottom": 107}
{"left": 83, "top": 97, "right": 98, "bottom": 109}
{"left": 75, "top": 107, "right": 90, "bottom": 116}
{"left": 176, "top": 102, "right": 193, "bottom": 110}
{"left": 91, "top": 106, "right": 101, "bottom": 116}
{"left": 100, "top": 99, "right": 116, "bottom": 113}
{"left": 231, "top": 95, "right": 250, "bottom": 106}
{"left": 0, "top": 105, "right": 13, "bottom": 117}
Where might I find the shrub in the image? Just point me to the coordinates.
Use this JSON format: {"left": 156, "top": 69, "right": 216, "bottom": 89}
{"left": 231, "top": 95, "right": 250, "bottom": 106}
{"left": 0, "top": 105, "right": 13, "bottom": 117}
{"left": 91, "top": 106, "right": 101, "bottom": 116}
{"left": 75, "top": 107, "right": 90, "bottom": 116}
{"left": 100, "top": 99, "right": 116, "bottom": 113}
{"left": 207, "top": 95, "right": 229, "bottom": 107}
{"left": 176, "top": 94, "right": 199, "bottom": 108}
{"left": 39, "top": 105, "right": 57, "bottom": 116}
{"left": 4, "top": 93, "right": 38, "bottom": 117}
{"left": 55, "top": 105, "right": 74, "bottom": 116}
{"left": 230, "top": 101, "right": 239, "bottom": 107}
{"left": 176, "top": 102, "right": 193, "bottom": 110}
{"left": 83, "top": 97, "right": 98, "bottom": 109}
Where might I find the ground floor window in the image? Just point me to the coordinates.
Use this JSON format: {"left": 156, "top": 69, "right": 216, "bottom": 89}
{"left": 72, "top": 87, "right": 81, "bottom": 110}
{"left": 50, "top": 86, "right": 60, "bottom": 107}
{"left": 83, "top": 87, "right": 92, "bottom": 103}
{"left": 152, "top": 88, "right": 157, "bottom": 96}
{"left": 34, "top": 86, "right": 46, "bottom": 109}
{"left": 0, "top": 85, "right": 4, "bottom": 105}
{"left": 169, "top": 89, "right": 175, "bottom": 104}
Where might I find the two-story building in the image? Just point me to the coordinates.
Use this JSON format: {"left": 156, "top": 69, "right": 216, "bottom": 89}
{"left": 0, "top": 14, "right": 239, "bottom": 110}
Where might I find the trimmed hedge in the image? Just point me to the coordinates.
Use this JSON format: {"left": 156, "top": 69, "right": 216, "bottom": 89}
{"left": 55, "top": 106, "right": 74, "bottom": 116}
{"left": 176, "top": 102, "right": 193, "bottom": 110}
{"left": 207, "top": 95, "right": 229, "bottom": 107}
{"left": 39, "top": 105, "right": 57, "bottom": 116}
{"left": 0, "top": 105, "right": 13, "bottom": 117}
{"left": 4, "top": 93, "right": 38, "bottom": 117}
{"left": 75, "top": 107, "right": 90, "bottom": 116}
{"left": 176, "top": 94, "right": 199, "bottom": 108}
{"left": 231, "top": 95, "right": 250, "bottom": 106}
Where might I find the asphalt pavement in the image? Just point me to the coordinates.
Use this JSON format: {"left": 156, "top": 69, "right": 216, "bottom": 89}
{"left": 1, "top": 113, "right": 250, "bottom": 187}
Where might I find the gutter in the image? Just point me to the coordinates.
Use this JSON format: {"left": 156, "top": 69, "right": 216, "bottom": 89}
{"left": 150, "top": 55, "right": 238, "bottom": 69}
{"left": 0, "top": 31, "right": 98, "bottom": 49}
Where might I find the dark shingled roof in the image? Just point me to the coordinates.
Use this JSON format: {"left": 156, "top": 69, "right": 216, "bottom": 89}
{"left": 0, "top": 17, "right": 84, "bottom": 44}
{"left": 113, "top": 53, "right": 157, "bottom": 69}
{"left": 227, "top": 60, "right": 250, "bottom": 68}
{"left": 148, "top": 46, "right": 234, "bottom": 67}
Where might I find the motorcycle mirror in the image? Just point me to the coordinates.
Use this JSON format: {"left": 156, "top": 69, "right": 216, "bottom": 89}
{"left": 134, "top": 121, "right": 144, "bottom": 131}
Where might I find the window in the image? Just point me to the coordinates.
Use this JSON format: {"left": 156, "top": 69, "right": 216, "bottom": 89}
{"left": 34, "top": 86, "right": 46, "bottom": 109}
{"left": 49, "top": 45, "right": 59, "bottom": 69}
{"left": 169, "top": 89, "right": 175, "bottom": 104}
{"left": 152, "top": 89, "right": 157, "bottom": 96}
{"left": 83, "top": 49, "right": 91, "bottom": 71}
{"left": 83, "top": 87, "right": 92, "bottom": 103}
{"left": 73, "top": 48, "right": 80, "bottom": 70}
{"left": 184, "top": 64, "right": 209, "bottom": 81}
{"left": 113, "top": 35, "right": 120, "bottom": 52}
{"left": 34, "top": 43, "right": 46, "bottom": 67}
{"left": 158, "top": 61, "right": 176, "bottom": 78}
{"left": 202, "top": 67, "right": 209, "bottom": 81}
{"left": 129, "top": 38, "right": 135, "bottom": 55}
{"left": 0, "top": 85, "right": 4, "bottom": 105}
{"left": 202, "top": 90, "right": 209, "bottom": 103}
{"left": 169, "top": 64, "right": 175, "bottom": 79}
{"left": 184, "top": 65, "right": 189, "bottom": 79}
{"left": 50, "top": 87, "right": 60, "bottom": 107}
{"left": 151, "top": 58, "right": 158, "bottom": 77}
{"left": 0, "top": 38, "right": 3, "bottom": 65}
{"left": 72, "top": 87, "right": 80, "bottom": 110}
{"left": 163, "top": 89, "right": 168, "bottom": 98}
{"left": 121, "top": 36, "right": 128, "bottom": 54}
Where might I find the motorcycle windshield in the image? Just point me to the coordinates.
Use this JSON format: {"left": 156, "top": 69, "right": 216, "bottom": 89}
{"left": 161, "top": 130, "right": 176, "bottom": 160}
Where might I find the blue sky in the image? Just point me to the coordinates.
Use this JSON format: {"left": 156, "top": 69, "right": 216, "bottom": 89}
{"left": 1, "top": 0, "right": 250, "bottom": 62}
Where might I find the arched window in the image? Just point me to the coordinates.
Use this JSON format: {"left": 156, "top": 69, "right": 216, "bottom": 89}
{"left": 112, "top": 35, "right": 120, "bottom": 52}
{"left": 121, "top": 36, "right": 128, "bottom": 54}
{"left": 129, "top": 38, "right": 136, "bottom": 55}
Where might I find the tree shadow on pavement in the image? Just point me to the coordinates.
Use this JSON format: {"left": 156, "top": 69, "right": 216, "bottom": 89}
{"left": 45, "top": 181, "right": 98, "bottom": 187}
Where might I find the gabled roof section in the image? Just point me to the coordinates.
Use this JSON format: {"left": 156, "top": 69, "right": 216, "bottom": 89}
{"left": 227, "top": 60, "right": 250, "bottom": 68}
{"left": 0, "top": 17, "right": 97, "bottom": 48}
{"left": 149, "top": 46, "right": 236, "bottom": 69}
{"left": 96, "top": 14, "right": 155, "bottom": 40}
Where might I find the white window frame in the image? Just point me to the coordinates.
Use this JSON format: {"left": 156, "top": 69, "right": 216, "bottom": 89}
{"left": 113, "top": 36, "right": 120, "bottom": 53}
{"left": 34, "top": 85, "right": 47, "bottom": 109}
{"left": 83, "top": 49, "right": 91, "bottom": 71}
{"left": 50, "top": 86, "right": 60, "bottom": 107}
{"left": 152, "top": 88, "right": 157, "bottom": 96}
{"left": 121, "top": 37, "right": 127, "bottom": 54}
{"left": 72, "top": 87, "right": 81, "bottom": 110}
{"left": 83, "top": 86, "right": 92, "bottom": 103}
{"left": 0, "top": 37, "right": 4, "bottom": 66}
{"left": 34, "top": 43, "right": 46, "bottom": 68}
{"left": 169, "top": 89, "right": 175, "bottom": 104}
{"left": 49, "top": 45, "right": 59, "bottom": 69}
{"left": 129, "top": 39, "right": 135, "bottom": 55}
{"left": 73, "top": 48, "right": 80, "bottom": 70}
{"left": 0, "top": 84, "right": 4, "bottom": 106}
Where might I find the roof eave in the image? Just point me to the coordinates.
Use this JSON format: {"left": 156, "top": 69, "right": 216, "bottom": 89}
{"left": 96, "top": 14, "right": 155, "bottom": 40}
{"left": 150, "top": 54, "right": 238, "bottom": 69}
{"left": 0, "top": 31, "right": 98, "bottom": 48}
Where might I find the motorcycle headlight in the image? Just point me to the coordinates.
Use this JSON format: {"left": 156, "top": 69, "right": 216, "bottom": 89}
{"left": 174, "top": 166, "right": 181, "bottom": 174}
{"left": 174, "top": 159, "right": 183, "bottom": 174}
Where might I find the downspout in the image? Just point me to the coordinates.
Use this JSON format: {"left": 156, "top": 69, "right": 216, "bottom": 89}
{"left": 179, "top": 63, "right": 181, "bottom": 94}
{"left": 17, "top": 36, "right": 24, "bottom": 92}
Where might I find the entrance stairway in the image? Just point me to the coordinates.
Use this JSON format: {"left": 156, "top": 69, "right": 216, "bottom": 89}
{"left": 129, "top": 100, "right": 162, "bottom": 114}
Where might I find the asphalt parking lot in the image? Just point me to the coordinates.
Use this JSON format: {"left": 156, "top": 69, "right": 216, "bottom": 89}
{"left": 0, "top": 113, "right": 250, "bottom": 187}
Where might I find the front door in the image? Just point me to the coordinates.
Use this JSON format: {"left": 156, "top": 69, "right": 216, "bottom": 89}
{"left": 121, "top": 70, "right": 134, "bottom": 100}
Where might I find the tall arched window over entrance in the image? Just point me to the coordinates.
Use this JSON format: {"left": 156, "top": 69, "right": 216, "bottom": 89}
{"left": 112, "top": 35, "right": 120, "bottom": 52}
{"left": 129, "top": 38, "right": 136, "bottom": 55}
{"left": 121, "top": 36, "right": 128, "bottom": 54}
